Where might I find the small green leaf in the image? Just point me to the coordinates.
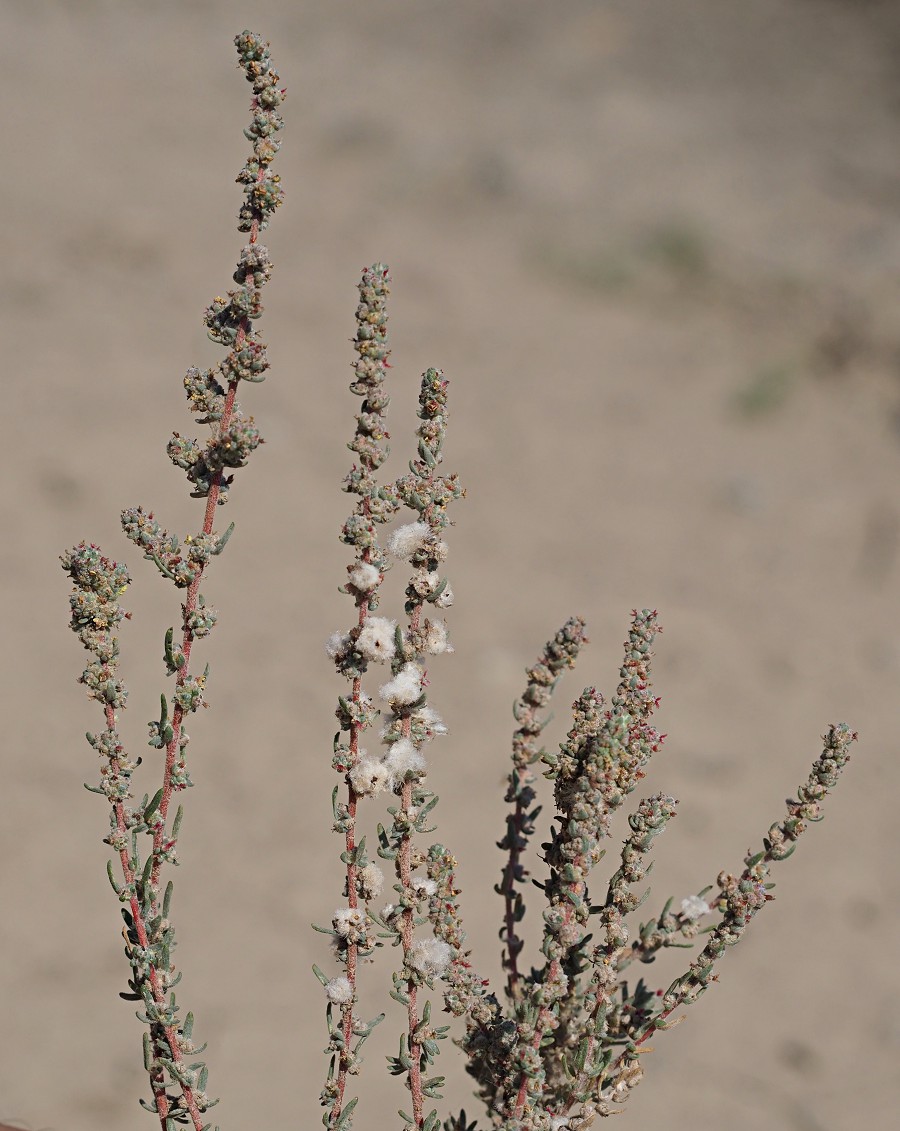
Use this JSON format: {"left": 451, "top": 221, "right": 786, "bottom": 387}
{"left": 335, "top": 1095, "right": 358, "bottom": 1131}
{"left": 212, "top": 523, "right": 235, "bottom": 555}
{"left": 144, "top": 788, "right": 164, "bottom": 821}
{"left": 106, "top": 861, "right": 122, "bottom": 896}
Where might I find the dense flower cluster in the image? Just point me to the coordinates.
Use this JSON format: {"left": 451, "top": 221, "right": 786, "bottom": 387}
{"left": 167, "top": 30, "right": 284, "bottom": 504}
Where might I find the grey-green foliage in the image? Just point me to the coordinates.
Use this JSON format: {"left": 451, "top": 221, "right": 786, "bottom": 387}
{"left": 62, "top": 30, "right": 284, "bottom": 1131}
{"left": 61, "top": 29, "right": 856, "bottom": 1131}
{"left": 319, "top": 253, "right": 856, "bottom": 1131}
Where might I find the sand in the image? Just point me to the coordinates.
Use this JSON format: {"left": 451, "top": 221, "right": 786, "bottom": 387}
{"left": 2, "top": 2, "right": 899, "bottom": 1128}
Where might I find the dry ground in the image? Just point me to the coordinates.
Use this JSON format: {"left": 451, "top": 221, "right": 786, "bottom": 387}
{"left": 2, "top": 2, "right": 899, "bottom": 1129}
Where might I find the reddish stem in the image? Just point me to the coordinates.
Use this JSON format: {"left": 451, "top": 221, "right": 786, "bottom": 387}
{"left": 148, "top": 203, "right": 259, "bottom": 896}
{"left": 511, "top": 876, "right": 582, "bottom": 1122}
{"left": 399, "top": 605, "right": 425, "bottom": 1128}
{"left": 329, "top": 681, "right": 364, "bottom": 1123}
{"left": 106, "top": 704, "right": 207, "bottom": 1131}
{"left": 329, "top": 545, "right": 373, "bottom": 1128}
{"left": 126, "top": 195, "right": 265, "bottom": 1125}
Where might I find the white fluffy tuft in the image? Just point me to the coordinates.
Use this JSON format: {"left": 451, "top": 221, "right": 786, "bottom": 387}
{"left": 347, "top": 562, "right": 381, "bottom": 592}
{"left": 325, "top": 630, "right": 351, "bottom": 659}
{"left": 359, "top": 863, "right": 385, "bottom": 901}
{"left": 408, "top": 938, "right": 452, "bottom": 977}
{"left": 357, "top": 616, "right": 396, "bottom": 663}
{"left": 349, "top": 755, "right": 389, "bottom": 797}
{"left": 387, "top": 522, "right": 430, "bottom": 559}
{"left": 423, "top": 619, "right": 451, "bottom": 655}
{"left": 384, "top": 738, "right": 426, "bottom": 786}
{"left": 333, "top": 907, "right": 364, "bottom": 938}
{"left": 680, "top": 894, "right": 711, "bottom": 921}
{"left": 324, "top": 975, "right": 353, "bottom": 1005}
{"left": 380, "top": 662, "right": 423, "bottom": 706}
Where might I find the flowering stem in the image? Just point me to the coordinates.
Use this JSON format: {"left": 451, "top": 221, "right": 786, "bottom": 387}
{"left": 562, "top": 793, "right": 678, "bottom": 1115}
{"left": 61, "top": 536, "right": 210, "bottom": 1129}
{"left": 329, "top": 653, "right": 365, "bottom": 1128}
{"left": 149, "top": 174, "right": 265, "bottom": 898}
{"left": 617, "top": 901, "right": 702, "bottom": 972}
{"left": 498, "top": 618, "right": 588, "bottom": 1004}
{"left": 381, "top": 366, "right": 463, "bottom": 1130}
{"left": 104, "top": 700, "right": 206, "bottom": 1131}
{"left": 64, "top": 31, "right": 285, "bottom": 1129}
{"left": 399, "top": 609, "right": 426, "bottom": 1129}
{"left": 594, "top": 725, "right": 856, "bottom": 1112}
{"left": 323, "top": 264, "right": 395, "bottom": 1130}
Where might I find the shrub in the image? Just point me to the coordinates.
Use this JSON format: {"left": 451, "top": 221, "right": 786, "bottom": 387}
{"left": 62, "top": 31, "right": 854, "bottom": 1131}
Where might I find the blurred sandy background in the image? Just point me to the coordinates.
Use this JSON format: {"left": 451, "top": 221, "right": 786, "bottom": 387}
{"left": 2, "top": 1, "right": 900, "bottom": 1128}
